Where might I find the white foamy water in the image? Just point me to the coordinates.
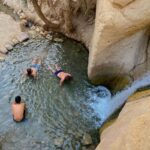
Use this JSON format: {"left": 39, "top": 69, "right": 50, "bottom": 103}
{"left": 90, "top": 73, "right": 150, "bottom": 123}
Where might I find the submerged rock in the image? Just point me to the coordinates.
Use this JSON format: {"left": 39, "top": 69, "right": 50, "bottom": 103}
{"left": 54, "top": 138, "right": 64, "bottom": 147}
{"left": 82, "top": 133, "right": 93, "bottom": 145}
{"left": 53, "top": 38, "right": 64, "bottom": 43}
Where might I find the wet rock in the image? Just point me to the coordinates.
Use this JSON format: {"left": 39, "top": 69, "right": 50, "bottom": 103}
{"left": 68, "top": 129, "right": 74, "bottom": 135}
{"left": 53, "top": 38, "right": 64, "bottom": 42}
{"left": 54, "top": 138, "right": 64, "bottom": 147}
{"left": 5, "top": 43, "right": 13, "bottom": 51}
{"left": 0, "top": 53, "right": 6, "bottom": 61}
{"left": 51, "top": 20, "right": 60, "bottom": 25}
{"left": 82, "top": 146, "right": 87, "bottom": 150}
{"left": 12, "top": 38, "right": 19, "bottom": 46}
{"left": 17, "top": 32, "right": 29, "bottom": 42}
{"left": 0, "top": 47, "right": 8, "bottom": 54}
{"left": 75, "top": 132, "right": 83, "bottom": 139}
{"left": 46, "top": 35, "right": 53, "bottom": 41}
{"left": 82, "top": 133, "right": 93, "bottom": 145}
{"left": 23, "top": 41, "right": 29, "bottom": 46}
{"left": 35, "top": 27, "right": 40, "bottom": 32}
{"left": 20, "top": 19, "right": 28, "bottom": 31}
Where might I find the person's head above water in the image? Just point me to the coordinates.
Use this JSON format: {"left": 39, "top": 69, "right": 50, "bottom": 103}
{"left": 27, "top": 68, "right": 32, "bottom": 76}
{"left": 15, "top": 96, "right": 21, "bottom": 104}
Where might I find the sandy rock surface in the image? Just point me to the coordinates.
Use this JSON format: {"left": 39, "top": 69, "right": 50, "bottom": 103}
{"left": 0, "top": 12, "right": 29, "bottom": 54}
{"left": 0, "top": 12, "right": 21, "bottom": 53}
{"left": 96, "top": 95, "right": 150, "bottom": 150}
{"left": 88, "top": 0, "right": 150, "bottom": 89}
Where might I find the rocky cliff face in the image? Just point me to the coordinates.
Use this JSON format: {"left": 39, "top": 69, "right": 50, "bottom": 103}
{"left": 2, "top": 0, "right": 150, "bottom": 90}
{"left": 96, "top": 90, "right": 150, "bottom": 150}
{"left": 88, "top": 0, "right": 150, "bottom": 90}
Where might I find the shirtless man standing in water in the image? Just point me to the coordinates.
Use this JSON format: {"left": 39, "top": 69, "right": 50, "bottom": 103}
{"left": 48, "top": 64, "right": 72, "bottom": 86}
{"left": 25, "top": 57, "right": 41, "bottom": 78}
{"left": 11, "top": 96, "right": 26, "bottom": 122}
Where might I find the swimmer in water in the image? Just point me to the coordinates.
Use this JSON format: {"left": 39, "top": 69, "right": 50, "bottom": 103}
{"left": 48, "top": 64, "right": 72, "bottom": 86}
{"left": 25, "top": 57, "right": 41, "bottom": 78}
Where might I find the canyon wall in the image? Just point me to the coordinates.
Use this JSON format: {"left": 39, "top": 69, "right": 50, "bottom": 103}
{"left": 88, "top": 0, "right": 150, "bottom": 90}
{"left": 96, "top": 90, "right": 150, "bottom": 150}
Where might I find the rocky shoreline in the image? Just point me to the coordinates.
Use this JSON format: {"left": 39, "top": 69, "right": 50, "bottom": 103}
{"left": 96, "top": 89, "right": 150, "bottom": 150}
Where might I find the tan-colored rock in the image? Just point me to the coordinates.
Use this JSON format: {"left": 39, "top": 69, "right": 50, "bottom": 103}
{"left": 128, "top": 89, "right": 150, "bottom": 102}
{"left": 17, "top": 32, "right": 29, "bottom": 42}
{"left": 53, "top": 38, "right": 63, "bottom": 42}
{"left": 112, "top": 0, "right": 135, "bottom": 7}
{"left": 54, "top": 138, "right": 64, "bottom": 147}
{"left": 96, "top": 96, "right": 150, "bottom": 150}
{"left": 20, "top": 19, "right": 28, "bottom": 31}
{"left": 5, "top": 43, "right": 13, "bottom": 51}
{"left": 35, "top": 27, "right": 40, "bottom": 32}
{"left": 88, "top": 29, "right": 149, "bottom": 90}
{"left": 46, "top": 35, "right": 53, "bottom": 41}
{"left": 0, "top": 12, "right": 23, "bottom": 52}
{"left": 88, "top": 0, "right": 150, "bottom": 89}
{"left": 12, "top": 38, "right": 19, "bottom": 45}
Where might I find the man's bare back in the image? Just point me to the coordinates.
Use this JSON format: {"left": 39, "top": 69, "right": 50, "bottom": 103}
{"left": 11, "top": 96, "right": 25, "bottom": 122}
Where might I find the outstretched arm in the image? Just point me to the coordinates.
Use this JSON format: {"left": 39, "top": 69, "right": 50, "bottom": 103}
{"left": 59, "top": 78, "right": 65, "bottom": 86}
{"left": 48, "top": 65, "right": 55, "bottom": 73}
{"left": 55, "top": 64, "right": 61, "bottom": 70}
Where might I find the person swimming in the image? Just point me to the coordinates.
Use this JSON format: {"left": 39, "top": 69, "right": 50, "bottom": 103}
{"left": 25, "top": 57, "right": 41, "bottom": 78}
{"left": 11, "top": 96, "right": 26, "bottom": 122}
{"left": 48, "top": 64, "right": 72, "bottom": 86}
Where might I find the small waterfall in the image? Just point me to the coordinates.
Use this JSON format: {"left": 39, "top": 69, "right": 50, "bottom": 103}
{"left": 90, "top": 73, "right": 150, "bottom": 124}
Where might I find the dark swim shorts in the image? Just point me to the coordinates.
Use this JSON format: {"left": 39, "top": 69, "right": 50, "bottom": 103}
{"left": 54, "top": 70, "right": 63, "bottom": 76}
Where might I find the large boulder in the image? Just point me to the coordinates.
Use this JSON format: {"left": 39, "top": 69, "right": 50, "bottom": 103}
{"left": 88, "top": 0, "right": 150, "bottom": 90}
{"left": 96, "top": 94, "right": 150, "bottom": 150}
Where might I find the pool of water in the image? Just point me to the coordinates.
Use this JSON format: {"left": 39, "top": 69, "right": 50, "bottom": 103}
{"left": 0, "top": 38, "right": 111, "bottom": 150}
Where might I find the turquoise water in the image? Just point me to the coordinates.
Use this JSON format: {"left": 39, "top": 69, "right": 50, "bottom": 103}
{"left": 0, "top": 38, "right": 111, "bottom": 149}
